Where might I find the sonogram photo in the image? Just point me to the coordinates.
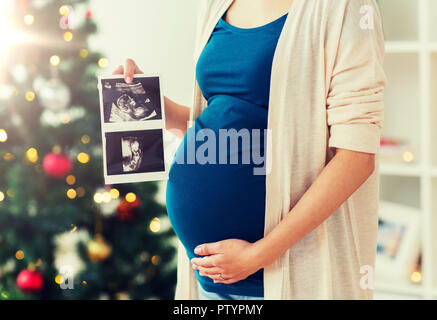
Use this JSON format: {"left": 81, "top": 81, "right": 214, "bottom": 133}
{"left": 101, "top": 77, "right": 162, "bottom": 123}
{"left": 105, "top": 130, "right": 165, "bottom": 176}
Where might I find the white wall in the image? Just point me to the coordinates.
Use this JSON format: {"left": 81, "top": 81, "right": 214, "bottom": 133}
{"left": 89, "top": 0, "right": 198, "bottom": 107}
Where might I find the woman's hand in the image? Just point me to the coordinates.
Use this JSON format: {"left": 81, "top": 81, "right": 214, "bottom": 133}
{"left": 112, "top": 58, "right": 144, "bottom": 83}
{"left": 191, "top": 239, "right": 265, "bottom": 284}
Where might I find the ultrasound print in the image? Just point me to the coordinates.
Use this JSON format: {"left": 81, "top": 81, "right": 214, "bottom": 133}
{"left": 121, "top": 137, "right": 143, "bottom": 172}
{"left": 101, "top": 77, "right": 162, "bottom": 123}
{"left": 105, "top": 130, "right": 165, "bottom": 176}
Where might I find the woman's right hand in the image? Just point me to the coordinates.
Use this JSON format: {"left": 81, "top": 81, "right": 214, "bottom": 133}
{"left": 112, "top": 58, "right": 144, "bottom": 83}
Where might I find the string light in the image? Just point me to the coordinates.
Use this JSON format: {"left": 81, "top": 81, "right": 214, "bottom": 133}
{"left": 52, "top": 145, "right": 61, "bottom": 154}
{"left": 60, "top": 113, "right": 70, "bottom": 124}
{"left": 98, "top": 58, "right": 108, "bottom": 68}
{"left": 125, "top": 192, "right": 136, "bottom": 203}
{"left": 81, "top": 135, "right": 90, "bottom": 144}
{"left": 15, "top": 250, "right": 24, "bottom": 260}
{"left": 6, "top": 189, "right": 14, "bottom": 197}
{"left": 25, "top": 91, "right": 35, "bottom": 102}
{"left": 24, "top": 14, "right": 34, "bottom": 25}
{"left": 403, "top": 151, "right": 414, "bottom": 163}
{"left": 59, "top": 5, "right": 70, "bottom": 16}
{"left": 66, "top": 188, "right": 77, "bottom": 199}
{"left": 79, "top": 49, "right": 88, "bottom": 58}
{"left": 63, "top": 31, "right": 73, "bottom": 42}
{"left": 76, "top": 187, "right": 85, "bottom": 197}
{"left": 0, "top": 191, "right": 4, "bottom": 202}
{"left": 410, "top": 271, "right": 422, "bottom": 283}
{"left": 102, "top": 191, "right": 111, "bottom": 203}
{"left": 77, "top": 152, "right": 90, "bottom": 163}
{"left": 55, "top": 275, "right": 64, "bottom": 284}
{"left": 0, "top": 129, "right": 7, "bottom": 142}
{"left": 66, "top": 175, "right": 76, "bottom": 185}
{"left": 50, "top": 55, "right": 60, "bottom": 66}
{"left": 93, "top": 192, "right": 103, "bottom": 203}
{"left": 109, "top": 188, "right": 119, "bottom": 199}
{"left": 26, "top": 147, "right": 38, "bottom": 163}
{"left": 3, "top": 153, "right": 14, "bottom": 161}
{"left": 149, "top": 218, "right": 161, "bottom": 233}
{"left": 151, "top": 255, "right": 161, "bottom": 265}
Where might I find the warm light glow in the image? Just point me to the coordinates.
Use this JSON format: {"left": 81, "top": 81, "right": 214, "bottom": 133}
{"left": 76, "top": 187, "right": 85, "bottom": 197}
{"left": 67, "top": 188, "right": 77, "bottom": 199}
{"left": 15, "top": 250, "right": 24, "bottom": 260}
{"left": 77, "top": 152, "right": 90, "bottom": 163}
{"left": 52, "top": 145, "right": 61, "bottom": 154}
{"left": 55, "top": 275, "right": 64, "bottom": 284}
{"left": 0, "top": 129, "right": 7, "bottom": 142}
{"left": 125, "top": 192, "right": 136, "bottom": 203}
{"left": 79, "top": 49, "right": 88, "bottom": 58}
{"left": 403, "top": 151, "right": 414, "bottom": 163}
{"left": 0, "top": 191, "right": 4, "bottom": 202}
{"left": 25, "top": 91, "right": 35, "bottom": 101}
{"left": 151, "top": 255, "right": 161, "bottom": 265}
{"left": 0, "top": 12, "right": 31, "bottom": 55}
{"left": 50, "top": 55, "right": 61, "bottom": 66}
{"left": 149, "top": 218, "right": 161, "bottom": 233}
{"left": 63, "top": 31, "right": 73, "bottom": 42}
{"left": 70, "top": 225, "right": 77, "bottom": 233}
{"left": 98, "top": 57, "right": 109, "bottom": 68}
{"left": 81, "top": 135, "right": 90, "bottom": 144}
{"left": 410, "top": 271, "right": 422, "bottom": 283}
{"left": 66, "top": 175, "right": 76, "bottom": 185}
{"left": 59, "top": 5, "right": 70, "bottom": 16}
{"left": 60, "top": 113, "right": 70, "bottom": 124}
{"left": 3, "top": 152, "right": 14, "bottom": 161}
{"left": 102, "top": 191, "right": 111, "bottom": 203}
{"left": 24, "top": 14, "right": 34, "bottom": 25}
{"left": 26, "top": 147, "right": 38, "bottom": 163}
{"left": 94, "top": 192, "right": 103, "bottom": 203}
{"left": 109, "top": 188, "right": 119, "bottom": 199}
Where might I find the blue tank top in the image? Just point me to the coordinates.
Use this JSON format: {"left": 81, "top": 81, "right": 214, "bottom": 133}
{"left": 166, "top": 11, "right": 288, "bottom": 297}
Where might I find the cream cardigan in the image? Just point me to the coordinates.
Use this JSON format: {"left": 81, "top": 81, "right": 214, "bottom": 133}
{"left": 174, "top": 0, "right": 386, "bottom": 300}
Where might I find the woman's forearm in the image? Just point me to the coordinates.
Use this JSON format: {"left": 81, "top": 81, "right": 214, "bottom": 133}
{"left": 164, "top": 96, "right": 191, "bottom": 136}
{"left": 253, "top": 148, "right": 376, "bottom": 268}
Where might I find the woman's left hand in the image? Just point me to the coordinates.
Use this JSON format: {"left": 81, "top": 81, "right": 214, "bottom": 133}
{"left": 190, "top": 239, "right": 264, "bottom": 284}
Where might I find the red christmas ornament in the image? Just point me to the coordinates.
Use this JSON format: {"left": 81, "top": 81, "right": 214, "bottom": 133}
{"left": 43, "top": 152, "right": 73, "bottom": 179}
{"left": 116, "top": 198, "right": 141, "bottom": 222}
{"left": 16, "top": 269, "right": 43, "bottom": 293}
{"left": 85, "top": 9, "right": 92, "bottom": 19}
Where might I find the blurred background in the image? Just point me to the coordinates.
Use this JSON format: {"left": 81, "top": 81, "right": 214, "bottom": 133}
{"left": 0, "top": 0, "right": 435, "bottom": 300}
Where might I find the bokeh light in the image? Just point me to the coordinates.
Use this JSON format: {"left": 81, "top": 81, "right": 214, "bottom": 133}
{"left": 67, "top": 188, "right": 77, "bottom": 199}
{"left": 26, "top": 147, "right": 38, "bottom": 163}
{"left": 125, "top": 192, "right": 136, "bottom": 203}
{"left": 149, "top": 218, "right": 161, "bottom": 233}
{"left": 77, "top": 152, "right": 89, "bottom": 163}
{"left": 50, "top": 55, "right": 60, "bottom": 66}
{"left": 23, "top": 14, "right": 34, "bottom": 25}
{"left": 0, "top": 129, "right": 7, "bottom": 142}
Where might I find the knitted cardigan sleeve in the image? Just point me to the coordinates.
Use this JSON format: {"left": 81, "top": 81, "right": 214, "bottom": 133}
{"left": 326, "top": 0, "right": 387, "bottom": 154}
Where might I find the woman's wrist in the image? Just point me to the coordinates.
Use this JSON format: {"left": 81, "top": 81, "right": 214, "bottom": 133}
{"left": 251, "top": 237, "right": 279, "bottom": 269}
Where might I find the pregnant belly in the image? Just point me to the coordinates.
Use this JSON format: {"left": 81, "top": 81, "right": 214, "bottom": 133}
{"left": 166, "top": 162, "right": 266, "bottom": 258}
{"left": 166, "top": 99, "right": 267, "bottom": 260}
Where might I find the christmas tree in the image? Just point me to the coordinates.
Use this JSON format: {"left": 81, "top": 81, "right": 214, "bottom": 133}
{"left": 0, "top": 0, "right": 176, "bottom": 300}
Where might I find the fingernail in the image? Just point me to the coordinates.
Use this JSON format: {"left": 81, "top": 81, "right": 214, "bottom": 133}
{"left": 194, "top": 246, "right": 201, "bottom": 254}
{"left": 125, "top": 76, "right": 132, "bottom": 83}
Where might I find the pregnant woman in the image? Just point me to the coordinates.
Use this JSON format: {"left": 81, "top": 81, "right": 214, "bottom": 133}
{"left": 113, "top": 0, "right": 386, "bottom": 300}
